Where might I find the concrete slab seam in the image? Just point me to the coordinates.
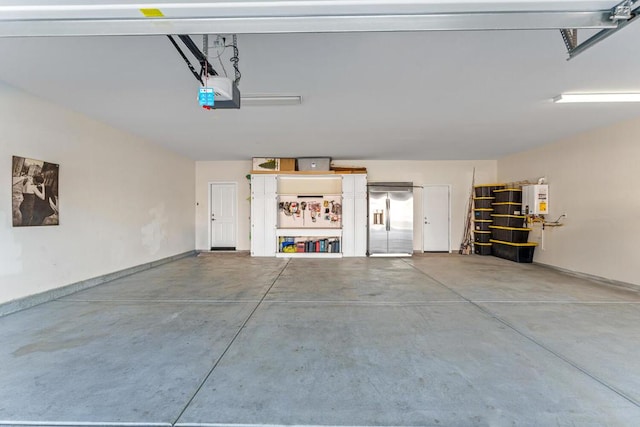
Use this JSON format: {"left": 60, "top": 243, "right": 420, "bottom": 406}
{"left": 401, "top": 259, "right": 640, "bottom": 409}
{"left": 176, "top": 424, "right": 427, "bottom": 427}
{"left": 470, "top": 305, "right": 640, "bottom": 408}
{"left": 171, "top": 259, "right": 292, "bottom": 426}
{"left": 58, "top": 299, "right": 259, "bottom": 305}
{"left": 264, "top": 300, "right": 467, "bottom": 306}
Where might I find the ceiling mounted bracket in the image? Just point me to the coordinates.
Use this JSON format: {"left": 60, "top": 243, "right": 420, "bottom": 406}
{"left": 563, "top": 0, "right": 640, "bottom": 59}
{"left": 610, "top": 0, "right": 634, "bottom": 21}
{"left": 559, "top": 28, "right": 578, "bottom": 51}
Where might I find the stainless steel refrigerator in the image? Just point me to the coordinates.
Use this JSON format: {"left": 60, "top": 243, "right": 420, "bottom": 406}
{"left": 368, "top": 182, "right": 414, "bottom": 256}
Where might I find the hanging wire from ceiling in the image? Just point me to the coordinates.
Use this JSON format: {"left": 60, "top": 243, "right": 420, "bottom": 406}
{"left": 229, "top": 34, "right": 241, "bottom": 86}
{"left": 202, "top": 34, "right": 210, "bottom": 83}
{"left": 203, "top": 34, "right": 239, "bottom": 85}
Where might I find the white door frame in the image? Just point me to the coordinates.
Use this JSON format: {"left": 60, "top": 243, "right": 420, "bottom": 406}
{"left": 208, "top": 181, "right": 238, "bottom": 250}
{"left": 421, "top": 184, "right": 452, "bottom": 253}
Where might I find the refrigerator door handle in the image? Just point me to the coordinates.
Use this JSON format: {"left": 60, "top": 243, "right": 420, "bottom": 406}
{"left": 386, "top": 198, "right": 391, "bottom": 231}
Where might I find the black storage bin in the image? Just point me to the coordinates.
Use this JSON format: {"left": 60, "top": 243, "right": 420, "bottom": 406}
{"left": 474, "top": 209, "right": 493, "bottom": 220}
{"left": 474, "top": 184, "right": 505, "bottom": 197}
{"left": 474, "top": 242, "right": 492, "bottom": 255}
{"left": 491, "top": 214, "right": 526, "bottom": 228}
{"left": 489, "top": 226, "right": 531, "bottom": 243}
{"left": 474, "top": 220, "right": 492, "bottom": 231}
{"left": 492, "top": 202, "right": 522, "bottom": 215}
{"left": 493, "top": 188, "right": 522, "bottom": 203}
{"left": 490, "top": 239, "right": 537, "bottom": 263}
{"left": 474, "top": 231, "right": 491, "bottom": 243}
{"left": 473, "top": 197, "right": 494, "bottom": 209}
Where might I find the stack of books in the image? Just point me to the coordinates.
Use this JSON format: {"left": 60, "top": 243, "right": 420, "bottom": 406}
{"left": 279, "top": 237, "right": 340, "bottom": 253}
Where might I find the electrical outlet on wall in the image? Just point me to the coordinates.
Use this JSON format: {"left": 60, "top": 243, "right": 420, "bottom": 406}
{"left": 213, "top": 35, "right": 226, "bottom": 48}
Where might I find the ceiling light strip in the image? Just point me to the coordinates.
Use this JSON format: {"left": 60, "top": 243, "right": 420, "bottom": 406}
{"left": 553, "top": 93, "right": 640, "bottom": 103}
{"left": 242, "top": 96, "right": 302, "bottom": 106}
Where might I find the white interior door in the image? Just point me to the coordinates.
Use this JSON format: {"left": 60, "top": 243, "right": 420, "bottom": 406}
{"left": 422, "top": 185, "right": 450, "bottom": 252}
{"left": 210, "top": 182, "right": 237, "bottom": 250}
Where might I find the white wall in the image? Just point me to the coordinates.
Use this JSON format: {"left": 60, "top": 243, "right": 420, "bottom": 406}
{"left": 195, "top": 161, "right": 252, "bottom": 251}
{"left": 195, "top": 160, "right": 497, "bottom": 252}
{"left": 333, "top": 160, "right": 497, "bottom": 251}
{"left": 498, "top": 117, "right": 640, "bottom": 286}
{"left": 0, "top": 82, "right": 195, "bottom": 305}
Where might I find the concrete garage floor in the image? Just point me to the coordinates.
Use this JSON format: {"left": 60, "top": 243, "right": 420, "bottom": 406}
{"left": 1, "top": 254, "right": 639, "bottom": 427}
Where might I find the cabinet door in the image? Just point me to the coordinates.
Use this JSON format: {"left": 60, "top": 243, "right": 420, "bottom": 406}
{"left": 354, "top": 174, "right": 367, "bottom": 195}
{"left": 341, "top": 175, "right": 355, "bottom": 256}
{"left": 264, "top": 175, "right": 278, "bottom": 256}
{"left": 354, "top": 191, "right": 368, "bottom": 256}
{"left": 341, "top": 195, "right": 355, "bottom": 257}
{"left": 265, "top": 174, "right": 278, "bottom": 195}
{"left": 250, "top": 174, "right": 277, "bottom": 256}
{"left": 342, "top": 174, "right": 355, "bottom": 196}
{"left": 251, "top": 174, "right": 265, "bottom": 196}
{"left": 251, "top": 192, "right": 265, "bottom": 256}
{"left": 354, "top": 175, "right": 368, "bottom": 256}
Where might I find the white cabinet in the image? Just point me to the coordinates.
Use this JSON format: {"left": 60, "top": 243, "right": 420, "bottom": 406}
{"left": 251, "top": 173, "right": 367, "bottom": 257}
{"left": 276, "top": 175, "right": 343, "bottom": 258}
{"left": 341, "top": 175, "right": 355, "bottom": 257}
{"left": 250, "top": 174, "right": 277, "bottom": 256}
{"left": 354, "top": 174, "right": 368, "bottom": 256}
{"left": 341, "top": 174, "right": 367, "bottom": 257}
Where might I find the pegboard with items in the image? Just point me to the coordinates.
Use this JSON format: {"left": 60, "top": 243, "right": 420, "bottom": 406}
{"left": 251, "top": 173, "right": 366, "bottom": 258}
{"left": 277, "top": 195, "right": 342, "bottom": 229}
{"left": 274, "top": 175, "right": 345, "bottom": 258}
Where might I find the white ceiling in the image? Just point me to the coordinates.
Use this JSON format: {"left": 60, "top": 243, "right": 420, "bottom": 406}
{"left": 1, "top": 0, "right": 640, "bottom": 160}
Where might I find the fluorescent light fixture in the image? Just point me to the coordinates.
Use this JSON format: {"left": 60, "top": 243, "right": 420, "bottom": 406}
{"left": 553, "top": 93, "right": 640, "bottom": 103}
{"left": 241, "top": 95, "right": 302, "bottom": 106}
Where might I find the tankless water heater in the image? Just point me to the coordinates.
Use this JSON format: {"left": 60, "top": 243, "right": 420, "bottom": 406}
{"left": 522, "top": 184, "right": 549, "bottom": 215}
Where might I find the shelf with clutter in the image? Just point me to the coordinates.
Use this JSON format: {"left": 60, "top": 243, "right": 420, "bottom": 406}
{"left": 277, "top": 195, "right": 342, "bottom": 229}
{"left": 277, "top": 233, "right": 341, "bottom": 258}
{"left": 250, "top": 160, "right": 367, "bottom": 258}
{"left": 274, "top": 174, "right": 343, "bottom": 257}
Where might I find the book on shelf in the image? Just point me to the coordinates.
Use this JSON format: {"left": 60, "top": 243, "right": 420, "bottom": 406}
{"left": 279, "top": 237, "right": 341, "bottom": 254}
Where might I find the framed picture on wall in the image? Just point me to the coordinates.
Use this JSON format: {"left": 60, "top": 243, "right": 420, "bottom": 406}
{"left": 12, "top": 156, "right": 59, "bottom": 227}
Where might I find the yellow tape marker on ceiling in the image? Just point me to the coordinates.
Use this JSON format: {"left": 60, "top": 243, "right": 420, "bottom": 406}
{"left": 140, "top": 8, "right": 164, "bottom": 18}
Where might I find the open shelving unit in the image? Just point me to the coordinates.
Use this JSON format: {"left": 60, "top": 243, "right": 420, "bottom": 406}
{"left": 250, "top": 172, "right": 367, "bottom": 258}
{"left": 276, "top": 228, "right": 342, "bottom": 258}
{"left": 276, "top": 175, "right": 343, "bottom": 258}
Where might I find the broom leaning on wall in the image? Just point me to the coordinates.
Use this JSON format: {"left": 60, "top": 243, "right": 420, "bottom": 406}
{"left": 459, "top": 168, "right": 475, "bottom": 255}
